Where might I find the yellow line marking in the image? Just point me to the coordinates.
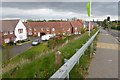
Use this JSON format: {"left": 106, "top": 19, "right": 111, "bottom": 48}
{"left": 97, "top": 42, "right": 118, "bottom": 50}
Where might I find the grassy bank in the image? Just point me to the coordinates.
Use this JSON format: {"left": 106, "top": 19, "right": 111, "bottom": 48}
{"left": 2, "top": 28, "right": 98, "bottom": 79}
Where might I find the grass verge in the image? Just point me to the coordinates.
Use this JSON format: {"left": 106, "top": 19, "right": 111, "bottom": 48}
{"left": 2, "top": 28, "right": 98, "bottom": 79}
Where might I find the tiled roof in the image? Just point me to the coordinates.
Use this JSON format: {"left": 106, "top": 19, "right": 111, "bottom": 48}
{"left": 23, "top": 22, "right": 48, "bottom": 29}
{"left": 23, "top": 21, "right": 83, "bottom": 32}
{"left": 0, "top": 19, "right": 19, "bottom": 32}
{"left": 70, "top": 20, "right": 83, "bottom": 27}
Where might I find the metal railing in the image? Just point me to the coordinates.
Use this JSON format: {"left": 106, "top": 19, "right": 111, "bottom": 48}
{"left": 49, "top": 30, "right": 99, "bottom": 80}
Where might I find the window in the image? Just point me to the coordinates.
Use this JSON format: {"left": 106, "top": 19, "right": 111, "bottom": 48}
{"left": 28, "top": 32, "right": 32, "bottom": 35}
{"left": 29, "top": 28, "right": 32, "bottom": 30}
{"left": 34, "top": 28, "right": 36, "bottom": 31}
{"left": 75, "top": 27, "right": 77, "bottom": 30}
{"left": 52, "top": 28, "right": 55, "bottom": 31}
{"left": 34, "top": 32, "right": 36, "bottom": 34}
{"left": 10, "top": 31, "right": 13, "bottom": 34}
{"left": 4, "top": 38, "right": 10, "bottom": 43}
{"left": 67, "top": 28, "right": 70, "bottom": 31}
{"left": 46, "top": 28, "right": 49, "bottom": 31}
{"left": 4, "top": 32, "right": 8, "bottom": 35}
{"left": 18, "top": 29, "right": 23, "bottom": 33}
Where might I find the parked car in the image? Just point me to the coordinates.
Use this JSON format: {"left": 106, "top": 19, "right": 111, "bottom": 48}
{"left": 41, "top": 34, "right": 54, "bottom": 41}
{"left": 31, "top": 39, "right": 41, "bottom": 46}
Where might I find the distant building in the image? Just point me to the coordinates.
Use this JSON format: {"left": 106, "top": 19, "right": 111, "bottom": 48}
{"left": 0, "top": 19, "right": 27, "bottom": 45}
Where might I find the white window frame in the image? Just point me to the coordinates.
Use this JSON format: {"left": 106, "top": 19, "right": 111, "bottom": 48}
{"left": 10, "top": 31, "right": 13, "bottom": 34}
{"left": 67, "top": 28, "right": 70, "bottom": 31}
{"left": 29, "top": 28, "right": 32, "bottom": 30}
{"left": 34, "top": 32, "right": 36, "bottom": 34}
{"left": 28, "top": 32, "right": 32, "bottom": 35}
{"left": 75, "top": 27, "right": 77, "bottom": 30}
{"left": 4, "top": 38, "right": 10, "bottom": 43}
{"left": 46, "top": 28, "right": 49, "bottom": 31}
{"left": 52, "top": 28, "right": 55, "bottom": 31}
{"left": 34, "top": 28, "right": 36, "bottom": 31}
{"left": 4, "top": 32, "right": 8, "bottom": 35}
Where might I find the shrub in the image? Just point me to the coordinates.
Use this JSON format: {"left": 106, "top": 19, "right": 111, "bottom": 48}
{"left": 8, "top": 41, "right": 14, "bottom": 46}
{"left": 80, "top": 27, "right": 86, "bottom": 34}
{"left": 116, "top": 26, "right": 120, "bottom": 30}
{"left": 17, "top": 40, "right": 22, "bottom": 43}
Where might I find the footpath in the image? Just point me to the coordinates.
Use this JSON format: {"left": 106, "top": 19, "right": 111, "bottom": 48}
{"left": 86, "top": 29, "right": 118, "bottom": 79}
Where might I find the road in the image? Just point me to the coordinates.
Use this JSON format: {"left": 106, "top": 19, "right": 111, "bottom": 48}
{"left": 2, "top": 37, "right": 39, "bottom": 61}
{"left": 108, "top": 29, "right": 119, "bottom": 42}
{"left": 2, "top": 41, "right": 32, "bottom": 61}
{"left": 86, "top": 30, "right": 118, "bottom": 79}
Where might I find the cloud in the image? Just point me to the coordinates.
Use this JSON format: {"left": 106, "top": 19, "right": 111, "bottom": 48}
{"left": 2, "top": 0, "right": 120, "bottom": 2}
{"left": 1, "top": 2, "right": 118, "bottom": 21}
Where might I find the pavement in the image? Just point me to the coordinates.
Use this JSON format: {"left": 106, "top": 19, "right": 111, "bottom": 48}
{"left": 86, "top": 29, "right": 119, "bottom": 79}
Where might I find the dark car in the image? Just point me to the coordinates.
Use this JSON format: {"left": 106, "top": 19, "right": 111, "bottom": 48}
{"left": 31, "top": 39, "right": 41, "bottom": 46}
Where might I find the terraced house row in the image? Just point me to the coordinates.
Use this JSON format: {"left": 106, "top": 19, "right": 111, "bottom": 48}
{"left": 23, "top": 20, "right": 84, "bottom": 37}
{"left": 0, "top": 19, "right": 95, "bottom": 45}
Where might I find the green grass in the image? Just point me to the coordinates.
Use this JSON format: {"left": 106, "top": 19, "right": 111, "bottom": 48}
{"left": 2, "top": 28, "right": 98, "bottom": 79}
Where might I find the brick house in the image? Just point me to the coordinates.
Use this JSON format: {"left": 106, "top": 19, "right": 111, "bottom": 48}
{"left": 85, "top": 21, "right": 95, "bottom": 30}
{"left": 24, "top": 21, "right": 73, "bottom": 36}
{"left": 23, "top": 22, "right": 51, "bottom": 37}
{"left": 70, "top": 20, "right": 83, "bottom": 34}
{"left": 47, "top": 22, "right": 72, "bottom": 35}
{"left": 0, "top": 19, "right": 27, "bottom": 45}
{"left": 60, "top": 22, "right": 72, "bottom": 35}
{"left": 23, "top": 20, "right": 84, "bottom": 37}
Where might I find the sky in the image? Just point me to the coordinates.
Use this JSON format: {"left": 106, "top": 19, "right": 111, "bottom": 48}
{"left": 1, "top": 0, "right": 119, "bottom": 21}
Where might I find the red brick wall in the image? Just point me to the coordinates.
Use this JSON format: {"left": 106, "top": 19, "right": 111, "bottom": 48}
{"left": 0, "top": 31, "right": 15, "bottom": 45}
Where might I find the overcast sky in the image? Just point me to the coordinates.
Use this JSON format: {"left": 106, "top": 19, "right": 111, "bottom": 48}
{"left": 1, "top": 1, "right": 119, "bottom": 21}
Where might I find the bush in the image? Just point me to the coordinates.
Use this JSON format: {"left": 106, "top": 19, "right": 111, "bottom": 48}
{"left": 8, "top": 41, "right": 14, "bottom": 46}
{"left": 80, "top": 27, "right": 86, "bottom": 34}
{"left": 17, "top": 40, "right": 22, "bottom": 43}
{"left": 47, "top": 37, "right": 66, "bottom": 49}
{"left": 116, "top": 26, "right": 120, "bottom": 30}
{"left": 111, "top": 26, "right": 120, "bottom": 30}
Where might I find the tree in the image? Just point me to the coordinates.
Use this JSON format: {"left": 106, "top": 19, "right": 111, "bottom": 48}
{"left": 102, "top": 19, "right": 108, "bottom": 29}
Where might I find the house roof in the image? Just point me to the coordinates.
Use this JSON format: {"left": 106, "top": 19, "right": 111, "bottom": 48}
{"left": 0, "top": 19, "right": 19, "bottom": 32}
{"left": 24, "top": 21, "right": 72, "bottom": 30}
{"left": 70, "top": 20, "right": 83, "bottom": 27}
{"left": 60, "top": 22, "right": 72, "bottom": 29}
{"left": 23, "top": 22, "right": 50, "bottom": 30}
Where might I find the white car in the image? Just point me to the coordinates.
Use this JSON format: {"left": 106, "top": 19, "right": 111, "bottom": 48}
{"left": 31, "top": 39, "right": 41, "bottom": 46}
{"left": 41, "top": 34, "right": 54, "bottom": 41}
